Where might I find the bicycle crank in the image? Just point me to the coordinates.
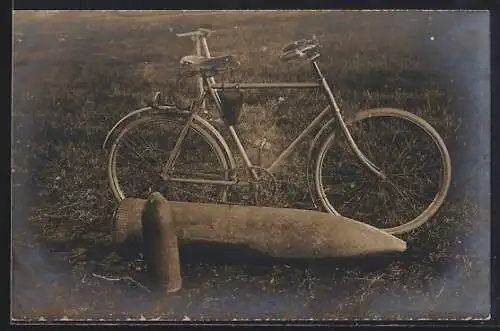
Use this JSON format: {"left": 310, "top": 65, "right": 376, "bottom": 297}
{"left": 249, "top": 166, "right": 279, "bottom": 207}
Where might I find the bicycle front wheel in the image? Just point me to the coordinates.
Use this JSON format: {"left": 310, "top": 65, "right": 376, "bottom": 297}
{"left": 107, "top": 111, "right": 231, "bottom": 203}
{"left": 314, "top": 108, "right": 451, "bottom": 235}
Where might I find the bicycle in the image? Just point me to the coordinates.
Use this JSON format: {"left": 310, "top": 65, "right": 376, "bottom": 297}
{"left": 103, "top": 29, "right": 451, "bottom": 235}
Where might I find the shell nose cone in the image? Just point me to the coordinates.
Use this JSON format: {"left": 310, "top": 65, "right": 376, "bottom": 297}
{"left": 395, "top": 237, "right": 407, "bottom": 252}
{"left": 360, "top": 222, "right": 408, "bottom": 252}
{"left": 396, "top": 237, "right": 407, "bottom": 251}
{"left": 365, "top": 230, "right": 407, "bottom": 254}
{"left": 312, "top": 216, "right": 408, "bottom": 258}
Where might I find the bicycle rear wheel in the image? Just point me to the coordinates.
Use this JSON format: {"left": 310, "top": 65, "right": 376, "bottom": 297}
{"left": 107, "top": 111, "right": 231, "bottom": 203}
{"left": 314, "top": 108, "right": 451, "bottom": 235}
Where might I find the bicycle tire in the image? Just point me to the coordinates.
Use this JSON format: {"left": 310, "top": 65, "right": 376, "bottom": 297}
{"left": 313, "top": 108, "right": 452, "bottom": 235}
{"left": 107, "top": 111, "right": 232, "bottom": 203}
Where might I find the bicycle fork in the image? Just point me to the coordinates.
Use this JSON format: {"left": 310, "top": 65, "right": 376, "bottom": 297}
{"left": 313, "top": 61, "right": 387, "bottom": 180}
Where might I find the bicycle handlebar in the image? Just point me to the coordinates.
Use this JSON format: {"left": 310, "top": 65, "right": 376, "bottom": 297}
{"left": 280, "top": 38, "right": 320, "bottom": 62}
{"left": 280, "top": 39, "right": 319, "bottom": 61}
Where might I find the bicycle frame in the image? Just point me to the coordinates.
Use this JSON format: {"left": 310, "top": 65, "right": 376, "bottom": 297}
{"left": 163, "top": 59, "right": 386, "bottom": 186}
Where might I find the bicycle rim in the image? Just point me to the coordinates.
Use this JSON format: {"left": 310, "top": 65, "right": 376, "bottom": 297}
{"left": 314, "top": 108, "right": 451, "bottom": 235}
{"left": 108, "top": 113, "right": 230, "bottom": 203}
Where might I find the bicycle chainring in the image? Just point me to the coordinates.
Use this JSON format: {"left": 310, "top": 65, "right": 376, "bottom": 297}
{"left": 249, "top": 166, "right": 279, "bottom": 207}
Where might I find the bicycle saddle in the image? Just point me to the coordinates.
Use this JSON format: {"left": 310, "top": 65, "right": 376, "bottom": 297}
{"left": 176, "top": 27, "right": 215, "bottom": 38}
{"left": 180, "top": 55, "right": 241, "bottom": 77}
{"left": 280, "top": 38, "right": 320, "bottom": 62}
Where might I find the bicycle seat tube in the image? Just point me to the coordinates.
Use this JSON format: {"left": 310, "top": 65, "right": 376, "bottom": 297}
{"left": 206, "top": 79, "right": 260, "bottom": 182}
{"left": 311, "top": 60, "right": 386, "bottom": 179}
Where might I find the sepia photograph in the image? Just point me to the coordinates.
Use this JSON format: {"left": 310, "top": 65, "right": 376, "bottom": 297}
{"left": 11, "top": 10, "right": 490, "bottom": 321}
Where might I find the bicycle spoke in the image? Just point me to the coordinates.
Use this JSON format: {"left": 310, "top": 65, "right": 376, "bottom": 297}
{"left": 388, "top": 178, "right": 432, "bottom": 204}
{"left": 323, "top": 177, "right": 372, "bottom": 195}
{"left": 133, "top": 128, "right": 161, "bottom": 155}
{"left": 119, "top": 136, "right": 160, "bottom": 173}
{"left": 338, "top": 180, "right": 372, "bottom": 205}
{"left": 385, "top": 180, "right": 415, "bottom": 210}
{"left": 363, "top": 121, "right": 383, "bottom": 163}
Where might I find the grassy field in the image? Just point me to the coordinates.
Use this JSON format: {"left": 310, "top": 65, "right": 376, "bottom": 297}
{"left": 12, "top": 10, "right": 490, "bottom": 320}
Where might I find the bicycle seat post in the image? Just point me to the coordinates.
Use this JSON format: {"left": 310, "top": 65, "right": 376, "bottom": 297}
{"left": 177, "top": 28, "right": 217, "bottom": 114}
{"left": 194, "top": 35, "right": 205, "bottom": 112}
{"left": 201, "top": 35, "right": 212, "bottom": 58}
{"left": 200, "top": 35, "right": 217, "bottom": 87}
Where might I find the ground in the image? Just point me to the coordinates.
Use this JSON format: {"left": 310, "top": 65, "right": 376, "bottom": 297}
{"left": 11, "top": 10, "right": 490, "bottom": 320}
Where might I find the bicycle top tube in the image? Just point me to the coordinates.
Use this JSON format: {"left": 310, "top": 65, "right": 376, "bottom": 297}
{"left": 206, "top": 58, "right": 327, "bottom": 90}
{"left": 210, "top": 82, "right": 322, "bottom": 89}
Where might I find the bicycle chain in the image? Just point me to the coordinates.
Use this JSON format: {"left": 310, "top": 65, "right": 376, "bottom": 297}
{"left": 164, "top": 170, "right": 281, "bottom": 208}
{"left": 166, "top": 183, "right": 257, "bottom": 207}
